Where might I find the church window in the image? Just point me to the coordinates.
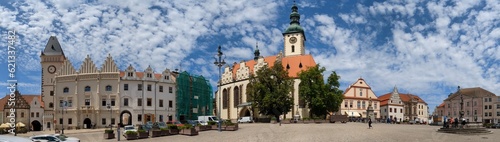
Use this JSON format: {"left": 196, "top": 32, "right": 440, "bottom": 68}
{"left": 63, "top": 87, "right": 69, "bottom": 93}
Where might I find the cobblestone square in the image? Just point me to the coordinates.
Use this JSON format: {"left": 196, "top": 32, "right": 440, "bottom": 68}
{"left": 19, "top": 123, "right": 499, "bottom": 142}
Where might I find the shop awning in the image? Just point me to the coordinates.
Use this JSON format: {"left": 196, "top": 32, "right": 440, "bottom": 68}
{"left": 343, "top": 111, "right": 360, "bottom": 117}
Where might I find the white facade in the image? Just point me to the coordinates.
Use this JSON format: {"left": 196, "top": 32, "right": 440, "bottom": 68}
{"left": 41, "top": 37, "right": 176, "bottom": 130}
{"left": 379, "top": 87, "right": 405, "bottom": 122}
{"left": 339, "top": 78, "right": 381, "bottom": 119}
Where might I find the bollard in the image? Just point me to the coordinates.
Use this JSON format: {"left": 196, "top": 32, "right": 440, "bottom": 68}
{"left": 117, "top": 127, "right": 120, "bottom": 141}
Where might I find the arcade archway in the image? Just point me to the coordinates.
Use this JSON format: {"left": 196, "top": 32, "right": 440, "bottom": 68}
{"left": 31, "top": 120, "right": 42, "bottom": 131}
{"left": 120, "top": 110, "right": 132, "bottom": 127}
{"left": 83, "top": 118, "right": 92, "bottom": 129}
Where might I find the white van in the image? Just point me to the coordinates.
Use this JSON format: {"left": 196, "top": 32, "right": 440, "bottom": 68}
{"left": 238, "top": 116, "right": 253, "bottom": 123}
{"left": 198, "top": 116, "right": 220, "bottom": 123}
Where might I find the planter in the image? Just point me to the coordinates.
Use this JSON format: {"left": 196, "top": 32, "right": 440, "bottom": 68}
{"left": 124, "top": 133, "right": 138, "bottom": 140}
{"left": 181, "top": 128, "right": 198, "bottom": 136}
{"left": 103, "top": 132, "right": 115, "bottom": 139}
{"left": 225, "top": 125, "right": 238, "bottom": 131}
{"left": 138, "top": 131, "right": 149, "bottom": 139}
{"left": 160, "top": 130, "right": 170, "bottom": 136}
{"left": 210, "top": 125, "right": 218, "bottom": 130}
{"left": 150, "top": 130, "right": 162, "bottom": 137}
{"left": 195, "top": 125, "right": 208, "bottom": 131}
{"left": 169, "top": 129, "right": 179, "bottom": 135}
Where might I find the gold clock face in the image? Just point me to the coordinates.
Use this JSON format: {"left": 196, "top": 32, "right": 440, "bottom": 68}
{"left": 289, "top": 37, "right": 297, "bottom": 44}
{"left": 48, "top": 65, "right": 56, "bottom": 74}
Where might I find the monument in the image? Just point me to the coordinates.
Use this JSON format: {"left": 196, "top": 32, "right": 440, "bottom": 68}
{"left": 366, "top": 97, "right": 374, "bottom": 122}
{"left": 437, "top": 86, "right": 492, "bottom": 135}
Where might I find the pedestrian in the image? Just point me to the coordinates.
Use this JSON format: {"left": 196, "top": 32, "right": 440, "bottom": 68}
{"left": 368, "top": 119, "right": 373, "bottom": 129}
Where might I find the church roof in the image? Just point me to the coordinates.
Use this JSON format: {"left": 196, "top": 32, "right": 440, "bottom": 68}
{"left": 42, "top": 36, "right": 65, "bottom": 56}
{"left": 231, "top": 54, "right": 316, "bottom": 78}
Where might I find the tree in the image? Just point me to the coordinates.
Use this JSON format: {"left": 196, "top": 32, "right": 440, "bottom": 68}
{"left": 298, "top": 64, "right": 343, "bottom": 119}
{"left": 247, "top": 60, "right": 293, "bottom": 122}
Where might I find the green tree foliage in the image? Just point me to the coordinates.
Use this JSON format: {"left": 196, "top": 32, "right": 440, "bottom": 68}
{"left": 298, "top": 64, "right": 343, "bottom": 119}
{"left": 248, "top": 60, "right": 293, "bottom": 121}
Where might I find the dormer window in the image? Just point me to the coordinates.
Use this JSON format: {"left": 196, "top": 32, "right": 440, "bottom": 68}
{"left": 84, "top": 86, "right": 91, "bottom": 92}
{"left": 63, "top": 87, "right": 69, "bottom": 93}
{"left": 105, "top": 85, "right": 112, "bottom": 91}
{"left": 127, "top": 72, "right": 133, "bottom": 77}
{"left": 165, "top": 75, "right": 169, "bottom": 80}
{"left": 147, "top": 73, "right": 152, "bottom": 78}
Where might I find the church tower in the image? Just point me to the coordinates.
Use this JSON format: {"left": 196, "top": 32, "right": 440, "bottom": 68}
{"left": 283, "top": 2, "right": 306, "bottom": 57}
{"left": 40, "top": 36, "right": 66, "bottom": 113}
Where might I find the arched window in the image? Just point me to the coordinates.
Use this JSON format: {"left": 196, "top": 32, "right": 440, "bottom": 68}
{"left": 105, "top": 85, "right": 112, "bottom": 91}
{"left": 84, "top": 86, "right": 91, "bottom": 92}
{"left": 223, "top": 89, "right": 228, "bottom": 109}
{"left": 63, "top": 87, "right": 69, "bottom": 93}
{"left": 234, "top": 87, "right": 240, "bottom": 107}
{"left": 21, "top": 112, "right": 24, "bottom": 118}
{"left": 49, "top": 102, "right": 54, "bottom": 108}
{"left": 291, "top": 45, "right": 295, "bottom": 52}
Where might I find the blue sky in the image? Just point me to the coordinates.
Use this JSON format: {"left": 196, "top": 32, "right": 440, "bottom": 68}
{"left": 0, "top": 0, "right": 498, "bottom": 114}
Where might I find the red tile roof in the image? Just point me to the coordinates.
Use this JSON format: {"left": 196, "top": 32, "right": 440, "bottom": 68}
{"left": 0, "top": 94, "right": 43, "bottom": 110}
{"left": 231, "top": 54, "right": 316, "bottom": 78}
{"left": 378, "top": 92, "right": 425, "bottom": 106}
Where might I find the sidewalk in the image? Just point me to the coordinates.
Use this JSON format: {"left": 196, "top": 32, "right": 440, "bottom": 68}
{"left": 16, "top": 128, "right": 107, "bottom": 137}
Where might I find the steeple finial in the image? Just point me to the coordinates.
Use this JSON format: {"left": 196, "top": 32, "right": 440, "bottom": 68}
{"left": 254, "top": 41, "right": 260, "bottom": 61}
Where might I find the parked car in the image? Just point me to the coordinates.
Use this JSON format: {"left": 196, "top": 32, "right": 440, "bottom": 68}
{"left": 156, "top": 122, "right": 168, "bottom": 129}
{"left": 30, "top": 134, "right": 80, "bottom": 142}
{"left": 238, "top": 116, "right": 253, "bottom": 123}
{"left": 491, "top": 123, "right": 500, "bottom": 129}
{"left": 0, "top": 135, "right": 44, "bottom": 142}
{"left": 186, "top": 120, "right": 199, "bottom": 126}
{"left": 123, "top": 125, "right": 137, "bottom": 136}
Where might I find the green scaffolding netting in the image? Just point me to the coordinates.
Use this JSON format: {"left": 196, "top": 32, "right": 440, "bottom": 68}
{"left": 176, "top": 71, "right": 213, "bottom": 121}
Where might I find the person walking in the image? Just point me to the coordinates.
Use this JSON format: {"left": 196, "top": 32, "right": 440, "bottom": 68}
{"left": 368, "top": 119, "right": 373, "bottom": 129}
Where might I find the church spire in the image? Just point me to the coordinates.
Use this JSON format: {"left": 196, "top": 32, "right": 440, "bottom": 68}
{"left": 254, "top": 41, "right": 260, "bottom": 61}
{"left": 283, "top": 1, "right": 304, "bottom": 34}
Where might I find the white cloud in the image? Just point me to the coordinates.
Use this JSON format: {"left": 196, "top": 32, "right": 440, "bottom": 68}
{"left": 0, "top": 0, "right": 498, "bottom": 115}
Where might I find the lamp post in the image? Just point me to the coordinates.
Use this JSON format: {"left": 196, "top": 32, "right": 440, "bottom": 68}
{"left": 458, "top": 86, "right": 464, "bottom": 126}
{"left": 107, "top": 103, "right": 112, "bottom": 131}
{"left": 213, "top": 45, "right": 226, "bottom": 132}
{"left": 61, "top": 100, "right": 66, "bottom": 134}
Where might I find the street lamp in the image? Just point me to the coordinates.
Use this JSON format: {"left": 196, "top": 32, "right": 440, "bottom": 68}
{"left": 213, "top": 45, "right": 226, "bottom": 132}
{"left": 458, "top": 86, "right": 464, "bottom": 125}
{"left": 107, "top": 103, "right": 112, "bottom": 131}
{"left": 61, "top": 100, "right": 67, "bottom": 134}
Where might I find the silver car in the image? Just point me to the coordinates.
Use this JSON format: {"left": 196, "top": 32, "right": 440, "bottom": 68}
{"left": 0, "top": 135, "right": 43, "bottom": 142}
{"left": 30, "top": 134, "right": 80, "bottom": 142}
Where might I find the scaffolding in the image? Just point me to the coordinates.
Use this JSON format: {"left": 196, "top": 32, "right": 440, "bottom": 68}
{"left": 176, "top": 71, "right": 213, "bottom": 121}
